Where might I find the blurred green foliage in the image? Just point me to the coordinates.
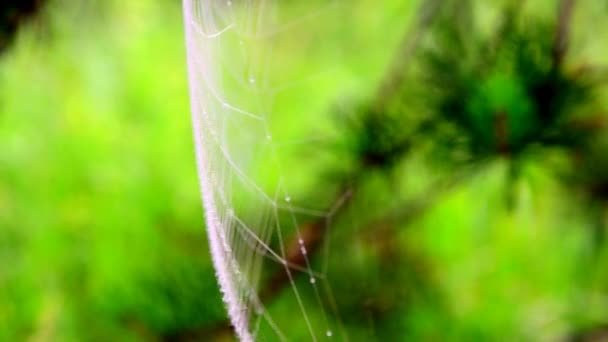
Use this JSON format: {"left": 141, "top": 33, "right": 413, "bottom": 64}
{"left": 0, "top": 1, "right": 227, "bottom": 340}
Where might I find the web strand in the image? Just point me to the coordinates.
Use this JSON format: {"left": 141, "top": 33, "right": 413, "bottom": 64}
{"left": 184, "top": 0, "right": 350, "bottom": 340}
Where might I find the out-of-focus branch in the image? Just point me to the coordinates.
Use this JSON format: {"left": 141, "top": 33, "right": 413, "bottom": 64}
{"left": 260, "top": 184, "right": 355, "bottom": 303}
{"left": 260, "top": 160, "right": 479, "bottom": 305}
{"left": 259, "top": 0, "right": 446, "bottom": 306}
{"left": 373, "top": 0, "right": 444, "bottom": 111}
{"left": 167, "top": 160, "right": 476, "bottom": 342}
{"left": 553, "top": 0, "right": 576, "bottom": 67}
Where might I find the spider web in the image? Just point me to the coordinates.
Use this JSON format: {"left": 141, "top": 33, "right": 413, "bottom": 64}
{"left": 182, "top": 0, "right": 413, "bottom": 340}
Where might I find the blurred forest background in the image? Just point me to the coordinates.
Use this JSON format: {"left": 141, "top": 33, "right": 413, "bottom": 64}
{"left": 2, "top": 0, "right": 608, "bottom": 341}
{"left": 1, "top": 1, "right": 226, "bottom": 341}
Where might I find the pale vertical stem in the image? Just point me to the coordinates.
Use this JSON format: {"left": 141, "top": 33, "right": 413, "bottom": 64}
{"left": 553, "top": 0, "right": 576, "bottom": 66}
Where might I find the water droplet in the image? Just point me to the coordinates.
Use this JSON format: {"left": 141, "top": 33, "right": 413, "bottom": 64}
{"left": 298, "top": 238, "right": 304, "bottom": 245}
{"left": 326, "top": 330, "right": 333, "bottom": 337}
{"left": 285, "top": 196, "right": 291, "bottom": 202}
{"left": 309, "top": 277, "right": 316, "bottom": 284}
{"left": 300, "top": 247, "right": 307, "bottom": 255}
{"left": 249, "top": 76, "right": 255, "bottom": 84}
{"left": 266, "top": 134, "right": 272, "bottom": 140}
